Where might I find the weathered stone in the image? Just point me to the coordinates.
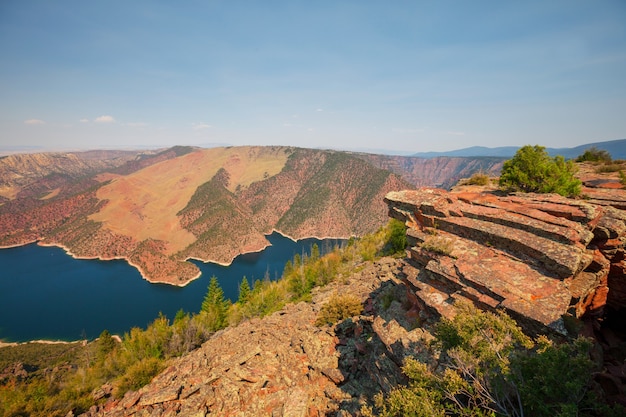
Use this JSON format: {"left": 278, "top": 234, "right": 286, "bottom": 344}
{"left": 91, "top": 383, "right": 113, "bottom": 401}
{"left": 385, "top": 187, "right": 626, "bottom": 335}
{"left": 137, "top": 385, "right": 181, "bottom": 406}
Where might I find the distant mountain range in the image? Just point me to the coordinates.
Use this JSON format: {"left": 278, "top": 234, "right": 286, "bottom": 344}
{"left": 412, "top": 138, "right": 626, "bottom": 160}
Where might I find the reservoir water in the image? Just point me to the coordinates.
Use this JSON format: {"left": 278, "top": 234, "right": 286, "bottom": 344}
{"left": 0, "top": 233, "right": 343, "bottom": 342}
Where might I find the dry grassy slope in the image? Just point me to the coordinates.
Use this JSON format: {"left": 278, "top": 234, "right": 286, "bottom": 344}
{"left": 0, "top": 146, "right": 414, "bottom": 285}
{"left": 89, "top": 147, "right": 289, "bottom": 255}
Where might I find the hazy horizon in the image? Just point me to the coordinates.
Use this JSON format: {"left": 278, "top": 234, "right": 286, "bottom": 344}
{"left": 1, "top": 1, "right": 625, "bottom": 153}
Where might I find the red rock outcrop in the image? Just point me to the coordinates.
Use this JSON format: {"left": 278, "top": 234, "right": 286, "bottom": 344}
{"left": 384, "top": 186, "right": 626, "bottom": 336}
{"left": 80, "top": 258, "right": 430, "bottom": 417}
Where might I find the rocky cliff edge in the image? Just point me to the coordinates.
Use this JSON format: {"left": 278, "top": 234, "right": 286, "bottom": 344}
{"left": 81, "top": 172, "right": 626, "bottom": 416}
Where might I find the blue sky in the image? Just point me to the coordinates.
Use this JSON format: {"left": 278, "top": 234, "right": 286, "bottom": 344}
{"left": 1, "top": 1, "right": 625, "bottom": 154}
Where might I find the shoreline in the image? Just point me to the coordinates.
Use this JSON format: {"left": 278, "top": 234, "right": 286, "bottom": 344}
{"left": 2, "top": 231, "right": 351, "bottom": 287}
{"left": 1, "top": 334, "right": 123, "bottom": 349}
{"left": 0, "top": 232, "right": 350, "bottom": 346}
{"left": 0, "top": 339, "right": 87, "bottom": 348}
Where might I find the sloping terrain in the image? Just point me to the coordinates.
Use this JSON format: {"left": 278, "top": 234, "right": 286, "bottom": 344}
{"left": 80, "top": 257, "right": 427, "bottom": 417}
{"left": 0, "top": 146, "right": 413, "bottom": 285}
{"left": 0, "top": 150, "right": 139, "bottom": 201}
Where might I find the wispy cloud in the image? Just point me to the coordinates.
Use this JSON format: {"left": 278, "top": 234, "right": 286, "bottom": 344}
{"left": 24, "top": 119, "right": 45, "bottom": 125}
{"left": 79, "top": 118, "right": 89, "bottom": 123}
{"left": 192, "top": 122, "right": 212, "bottom": 130}
{"left": 95, "top": 115, "right": 115, "bottom": 123}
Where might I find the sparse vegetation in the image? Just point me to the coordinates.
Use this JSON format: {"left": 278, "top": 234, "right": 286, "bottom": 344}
{"left": 315, "top": 294, "right": 363, "bottom": 326}
{"left": 1, "top": 219, "right": 408, "bottom": 417}
{"left": 421, "top": 235, "right": 454, "bottom": 256}
{"left": 595, "top": 163, "right": 625, "bottom": 173}
{"left": 365, "top": 302, "right": 620, "bottom": 417}
{"left": 499, "top": 145, "right": 581, "bottom": 197}
{"left": 463, "top": 171, "right": 491, "bottom": 186}
{"left": 576, "top": 146, "right": 612, "bottom": 163}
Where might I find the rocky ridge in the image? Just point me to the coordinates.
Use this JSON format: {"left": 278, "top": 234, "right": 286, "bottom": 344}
{"left": 384, "top": 173, "right": 626, "bottom": 405}
{"left": 81, "top": 258, "right": 432, "bottom": 417}
{"left": 75, "top": 168, "right": 626, "bottom": 415}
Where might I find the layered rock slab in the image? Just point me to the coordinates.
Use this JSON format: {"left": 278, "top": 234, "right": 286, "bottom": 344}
{"left": 385, "top": 188, "right": 626, "bottom": 335}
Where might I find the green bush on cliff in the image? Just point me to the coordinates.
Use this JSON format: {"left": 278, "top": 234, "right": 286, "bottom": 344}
{"left": 315, "top": 293, "right": 363, "bottom": 326}
{"left": 499, "top": 145, "right": 581, "bottom": 197}
{"left": 364, "top": 301, "right": 613, "bottom": 417}
{"left": 382, "top": 218, "right": 408, "bottom": 256}
{"left": 576, "top": 146, "right": 612, "bottom": 163}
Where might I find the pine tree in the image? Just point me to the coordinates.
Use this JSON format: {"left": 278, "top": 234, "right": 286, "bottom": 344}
{"left": 97, "top": 329, "right": 116, "bottom": 362}
{"left": 201, "top": 276, "right": 229, "bottom": 331}
{"left": 311, "top": 243, "right": 320, "bottom": 261}
{"left": 238, "top": 276, "right": 251, "bottom": 304}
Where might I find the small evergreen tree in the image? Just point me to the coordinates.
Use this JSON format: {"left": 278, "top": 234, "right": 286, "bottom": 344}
{"left": 97, "top": 329, "right": 116, "bottom": 361}
{"left": 499, "top": 145, "right": 581, "bottom": 196}
{"left": 238, "top": 276, "right": 251, "bottom": 304}
{"left": 311, "top": 243, "right": 320, "bottom": 261}
{"left": 201, "top": 276, "right": 229, "bottom": 331}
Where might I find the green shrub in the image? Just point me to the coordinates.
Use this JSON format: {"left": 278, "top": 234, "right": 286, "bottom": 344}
{"left": 464, "top": 171, "right": 490, "bottom": 186}
{"left": 114, "top": 357, "right": 163, "bottom": 397}
{"left": 576, "top": 146, "right": 612, "bottom": 163}
{"left": 382, "top": 218, "right": 408, "bottom": 256}
{"left": 369, "top": 360, "right": 446, "bottom": 417}
{"left": 499, "top": 145, "right": 581, "bottom": 197}
{"left": 315, "top": 294, "right": 363, "bottom": 326}
{"left": 368, "top": 301, "right": 613, "bottom": 417}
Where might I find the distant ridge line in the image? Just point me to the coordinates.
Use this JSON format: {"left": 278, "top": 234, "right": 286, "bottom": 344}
{"left": 412, "top": 138, "right": 626, "bottom": 160}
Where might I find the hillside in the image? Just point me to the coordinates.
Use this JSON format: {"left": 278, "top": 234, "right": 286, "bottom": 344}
{"left": 2, "top": 164, "right": 625, "bottom": 416}
{"left": 0, "top": 146, "right": 414, "bottom": 285}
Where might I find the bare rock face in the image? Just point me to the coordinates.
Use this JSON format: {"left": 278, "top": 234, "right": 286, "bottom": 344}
{"left": 384, "top": 186, "right": 626, "bottom": 335}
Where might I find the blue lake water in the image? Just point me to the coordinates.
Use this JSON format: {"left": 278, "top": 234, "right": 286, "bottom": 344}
{"left": 0, "top": 233, "right": 343, "bottom": 342}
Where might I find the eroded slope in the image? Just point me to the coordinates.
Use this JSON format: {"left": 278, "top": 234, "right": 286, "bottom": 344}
{"left": 1, "top": 146, "right": 412, "bottom": 285}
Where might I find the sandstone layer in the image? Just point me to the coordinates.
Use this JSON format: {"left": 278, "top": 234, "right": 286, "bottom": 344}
{"left": 384, "top": 184, "right": 626, "bottom": 335}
